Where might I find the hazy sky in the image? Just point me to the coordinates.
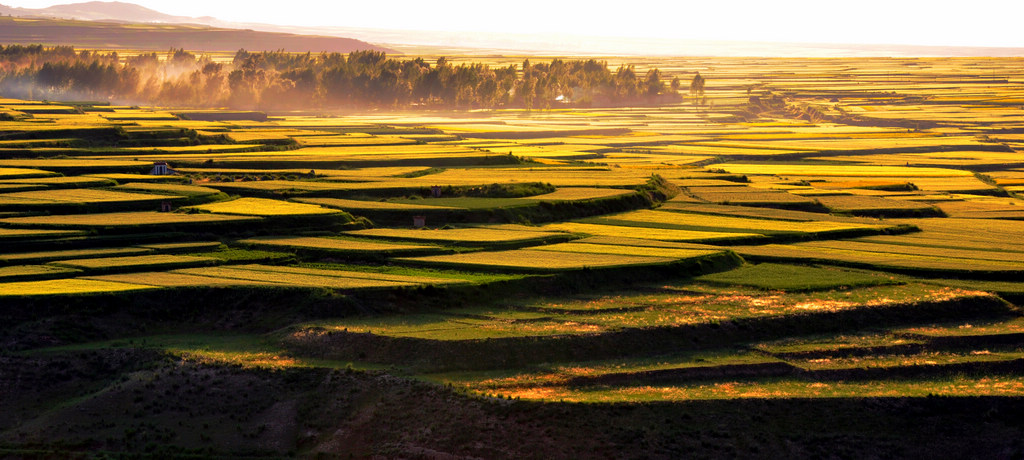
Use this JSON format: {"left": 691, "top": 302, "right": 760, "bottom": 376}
{"left": 6, "top": 0, "right": 1024, "bottom": 48}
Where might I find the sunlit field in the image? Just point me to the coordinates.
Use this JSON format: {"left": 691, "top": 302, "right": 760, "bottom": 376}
{"left": 3, "top": 49, "right": 1024, "bottom": 458}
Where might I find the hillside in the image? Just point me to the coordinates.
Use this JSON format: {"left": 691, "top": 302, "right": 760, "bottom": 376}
{"left": 0, "top": 0, "right": 213, "bottom": 23}
{"left": 0, "top": 16, "right": 396, "bottom": 53}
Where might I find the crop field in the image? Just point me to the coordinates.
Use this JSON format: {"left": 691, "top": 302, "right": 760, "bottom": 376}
{"left": 48, "top": 254, "right": 219, "bottom": 271}
{"left": 398, "top": 248, "right": 677, "bottom": 271}
{"left": 171, "top": 265, "right": 422, "bottom": 289}
{"left": 0, "top": 211, "right": 260, "bottom": 228}
{"left": 112, "top": 182, "right": 223, "bottom": 197}
{"left": 239, "top": 235, "right": 440, "bottom": 254}
{"left": 733, "top": 243, "right": 1024, "bottom": 275}
{"left": 812, "top": 195, "right": 939, "bottom": 215}
{"left": 589, "top": 209, "right": 889, "bottom": 236}
{"left": 0, "top": 247, "right": 152, "bottom": 263}
{"left": 84, "top": 271, "right": 291, "bottom": 287}
{"left": 3, "top": 55, "right": 1024, "bottom": 457}
{"left": 536, "top": 221, "right": 766, "bottom": 242}
{"left": 0, "top": 227, "right": 83, "bottom": 238}
{"left": 530, "top": 242, "right": 720, "bottom": 259}
{"left": 294, "top": 197, "right": 459, "bottom": 211}
{"left": 188, "top": 197, "right": 341, "bottom": 216}
{"left": 346, "top": 227, "right": 571, "bottom": 245}
{"left": 0, "top": 176, "right": 115, "bottom": 187}
{"left": 696, "top": 263, "right": 900, "bottom": 291}
{"left": 0, "top": 278, "right": 158, "bottom": 296}
{"left": 0, "top": 264, "right": 79, "bottom": 280}
{"left": 226, "top": 264, "right": 471, "bottom": 285}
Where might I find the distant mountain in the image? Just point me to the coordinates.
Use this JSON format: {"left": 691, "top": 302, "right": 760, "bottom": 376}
{"left": 0, "top": 1, "right": 395, "bottom": 54}
{"left": 0, "top": 16, "right": 397, "bottom": 54}
{"left": 0, "top": 1, "right": 215, "bottom": 23}
{"left": 40, "top": 1, "right": 211, "bottom": 23}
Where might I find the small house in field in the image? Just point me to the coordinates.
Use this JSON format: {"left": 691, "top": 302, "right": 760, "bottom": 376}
{"left": 413, "top": 216, "right": 426, "bottom": 228}
{"left": 150, "top": 161, "right": 174, "bottom": 175}
{"left": 159, "top": 201, "right": 173, "bottom": 212}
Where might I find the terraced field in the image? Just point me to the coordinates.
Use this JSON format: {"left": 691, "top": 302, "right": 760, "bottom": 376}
{"left": 2, "top": 56, "right": 1024, "bottom": 458}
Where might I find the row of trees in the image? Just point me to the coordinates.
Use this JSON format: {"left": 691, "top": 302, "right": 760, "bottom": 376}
{"left": 0, "top": 45, "right": 692, "bottom": 110}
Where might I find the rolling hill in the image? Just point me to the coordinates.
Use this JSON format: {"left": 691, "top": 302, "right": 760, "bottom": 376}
{"left": 0, "top": 15, "right": 396, "bottom": 53}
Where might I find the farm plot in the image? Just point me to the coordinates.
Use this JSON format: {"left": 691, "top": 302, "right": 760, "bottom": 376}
{"left": 0, "top": 189, "right": 183, "bottom": 208}
{"left": 0, "top": 278, "right": 158, "bottom": 297}
{"left": 202, "top": 180, "right": 364, "bottom": 194}
{"left": 240, "top": 236, "right": 440, "bottom": 255}
{"left": 138, "top": 241, "right": 223, "bottom": 251}
{"left": 346, "top": 227, "right": 572, "bottom": 246}
{"left": 172, "top": 265, "right": 421, "bottom": 290}
{"left": 0, "top": 159, "right": 152, "bottom": 171}
{"left": 187, "top": 197, "right": 341, "bottom": 216}
{"left": 530, "top": 242, "right": 721, "bottom": 260}
{"left": 536, "top": 222, "right": 763, "bottom": 243}
{"left": 84, "top": 271, "right": 291, "bottom": 287}
{"left": 384, "top": 197, "right": 542, "bottom": 210}
{"left": 0, "top": 264, "right": 80, "bottom": 280}
{"left": 48, "top": 254, "right": 219, "bottom": 272}
{"left": 395, "top": 168, "right": 661, "bottom": 187}
{"left": 734, "top": 243, "right": 1024, "bottom": 277}
{"left": 684, "top": 186, "right": 819, "bottom": 208}
{"left": 397, "top": 248, "right": 677, "bottom": 272}
{"left": 86, "top": 173, "right": 191, "bottom": 183}
{"left": 520, "top": 187, "right": 635, "bottom": 201}
{"left": 798, "top": 240, "right": 1024, "bottom": 263}
{"left": 708, "top": 164, "right": 974, "bottom": 178}
{"left": 934, "top": 198, "right": 1024, "bottom": 219}
{"left": 876, "top": 218, "right": 1024, "bottom": 252}
{"left": 112, "top": 182, "right": 224, "bottom": 198}
{"left": 0, "top": 167, "right": 58, "bottom": 179}
{"left": 589, "top": 209, "right": 890, "bottom": 237}
{"left": 0, "top": 247, "right": 152, "bottom": 264}
{"left": 697, "top": 263, "right": 900, "bottom": 291}
{"left": 0, "top": 227, "right": 83, "bottom": 239}
{"left": 292, "top": 134, "right": 418, "bottom": 147}
{"left": 659, "top": 202, "right": 870, "bottom": 222}
{"left": 225, "top": 264, "right": 470, "bottom": 285}
{"left": 0, "top": 211, "right": 259, "bottom": 228}
{"left": 0, "top": 176, "right": 115, "bottom": 188}
{"left": 293, "top": 198, "right": 458, "bottom": 211}
{"left": 813, "top": 195, "right": 940, "bottom": 216}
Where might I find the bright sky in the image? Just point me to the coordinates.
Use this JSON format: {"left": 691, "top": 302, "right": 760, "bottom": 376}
{"left": 6, "top": 0, "right": 1024, "bottom": 48}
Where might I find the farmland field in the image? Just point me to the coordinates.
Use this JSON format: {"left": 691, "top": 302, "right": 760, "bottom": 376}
{"left": 2, "top": 53, "right": 1024, "bottom": 458}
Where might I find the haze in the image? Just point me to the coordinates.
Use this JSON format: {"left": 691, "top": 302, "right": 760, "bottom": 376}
{"left": 5, "top": 0, "right": 1024, "bottom": 48}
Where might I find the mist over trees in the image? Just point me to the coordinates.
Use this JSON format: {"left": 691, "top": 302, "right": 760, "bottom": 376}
{"left": 0, "top": 45, "right": 682, "bottom": 110}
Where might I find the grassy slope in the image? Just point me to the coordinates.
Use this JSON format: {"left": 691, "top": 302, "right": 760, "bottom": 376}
{"left": 2, "top": 349, "right": 1023, "bottom": 459}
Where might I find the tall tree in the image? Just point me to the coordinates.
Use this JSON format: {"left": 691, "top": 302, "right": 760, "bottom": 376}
{"left": 690, "top": 72, "right": 705, "bottom": 105}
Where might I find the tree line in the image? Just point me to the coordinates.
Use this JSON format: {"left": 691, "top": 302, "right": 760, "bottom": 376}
{"left": 0, "top": 45, "right": 684, "bottom": 110}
